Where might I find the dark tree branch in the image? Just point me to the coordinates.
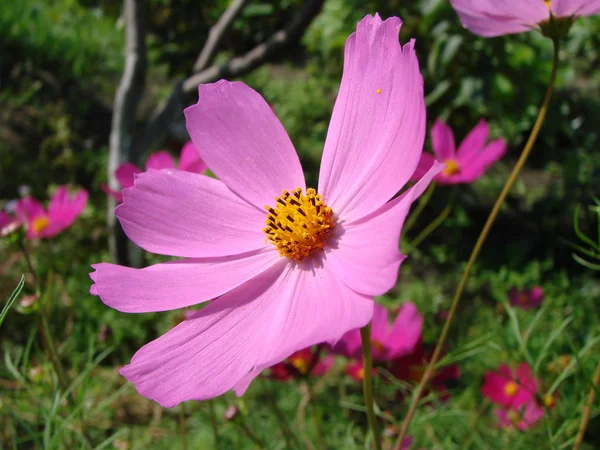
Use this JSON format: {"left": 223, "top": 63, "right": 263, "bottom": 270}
{"left": 108, "top": 0, "right": 147, "bottom": 265}
{"left": 129, "top": 0, "right": 324, "bottom": 163}
{"left": 193, "top": 0, "right": 248, "bottom": 73}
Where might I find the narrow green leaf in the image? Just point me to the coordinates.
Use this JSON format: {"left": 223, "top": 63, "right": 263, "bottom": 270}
{"left": 0, "top": 275, "right": 25, "bottom": 330}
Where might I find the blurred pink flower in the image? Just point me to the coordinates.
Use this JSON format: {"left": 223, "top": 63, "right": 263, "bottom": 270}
{"left": 267, "top": 345, "right": 333, "bottom": 381}
{"left": 103, "top": 142, "right": 207, "bottom": 202}
{"left": 412, "top": 119, "right": 506, "bottom": 185}
{"left": 509, "top": 286, "right": 544, "bottom": 310}
{"left": 90, "top": 14, "right": 443, "bottom": 407}
{"left": 16, "top": 186, "right": 88, "bottom": 239}
{"left": 449, "top": 0, "right": 600, "bottom": 37}
{"left": 481, "top": 363, "right": 538, "bottom": 409}
{"left": 0, "top": 211, "right": 21, "bottom": 237}
{"left": 495, "top": 400, "right": 545, "bottom": 430}
{"left": 333, "top": 302, "right": 423, "bottom": 361}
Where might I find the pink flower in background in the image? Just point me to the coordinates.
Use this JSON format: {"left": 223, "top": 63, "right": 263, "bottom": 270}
{"left": 0, "top": 211, "right": 21, "bottom": 237}
{"left": 16, "top": 186, "right": 88, "bottom": 239}
{"left": 103, "top": 142, "right": 207, "bottom": 202}
{"left": 449, "top": 0, "right": 600, "bottom": 37}
{"left": 481, "top": 363, "right": 538, "bottom": 409}
{"left": 333, "top": 302, "right": 423, "bottom": 361}
{"left": 495, "top": 401, "right": 545, "bottom": 430}
{"left": 268, "top": 345, "right": 333, "bottom": 381}
{"left": 90, "top": 14, "right": 443, "bottom": 407}
{"left": 509, "top": 286, "right": 544, "bottom": 310}
{"left": 412, "top": 119, "right": 506, "bottom": 185}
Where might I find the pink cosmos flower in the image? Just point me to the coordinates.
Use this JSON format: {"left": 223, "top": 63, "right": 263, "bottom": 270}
{"left": 333, "top": 302, "right": 423, "bottom": 361}
{"left": 509, "top": 286, "right": 544, "bottom": 310}
{"left": 268, "top": 345, "right": 333, "bottom": 381}
{"left": 103, "top": 142, "right": 207, "bottom": 202}
{"left": 89, "top": 14, "right": 444, "bottom": 407}
{"left": 481, "top": 363, "right": 538, "bottom": 409}
{"left": 494, "top": 400, "right": 545, "bottom": 430}
{"left": 15, "top": 186, "right": 88, "bottom": 239}
{"left": 450, "top": 0, "right": 600, "bottom": 37}
{"left": 412, "top": 119, "right": 506, "bottom": 185}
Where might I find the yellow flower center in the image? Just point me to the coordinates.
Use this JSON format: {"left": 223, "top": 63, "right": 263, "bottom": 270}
{"left": 356, "top": 367, "right": 365, "bottom": 380}
{"left": 544, "top": 395, "right": 555, "bottom": 408}
{"left": 443, "top": 159, "right": 461, "bottom": 176}
{"left": 290, "top": 356, "right": 310, "bottom": 375}
{"left": 264, "top": 188, "right": 335, "bottom": 261}
{"left": 32, "top": 216, "right": 50, "bottom": 234}
{"left": 504, "top": 381, "right": 519, "bottom": 397}
{"left": 544, "top": 0, "right": 551, "bottom": 8}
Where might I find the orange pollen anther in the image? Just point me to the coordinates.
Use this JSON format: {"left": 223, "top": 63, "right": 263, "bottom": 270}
{"left": 544, "top": 395, "right": 555, "bottom": 408}
{"left": 544, "top": 0, "right": 551, "bottom": 8}
{"left": 504, "top": 381, "right": 519, "bottom": 397}
{"left": 32, "top": 216, "right": 50, "bottom": 234}
{"left": 443, "top": 159, "right": 461, "bottom": 176}
{"left": 264, "top": 188, "right": 335, "bottom": 261}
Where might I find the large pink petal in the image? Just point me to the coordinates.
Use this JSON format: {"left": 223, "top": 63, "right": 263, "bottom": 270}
{"left": 431, "top": 119, "right": 456, "bottom": 161}
{"left": 370, "top": 303, "right": 390, "bottom": 345}
{"left": 552, "top": 0, "right": 600, "bottom": 17}
{"left": 318, "top": 15, "right": 426, "bottom": 222}
{"left": 90, "top": 247, "right": 279, "bottom": 313}
{"left": 184, "top": 81, "right": 305, "bottom": 210}
{"left": 456, "top": 119, "right": 489, "bottom": 167}
{"left": 178, "top": 141, "right": 207, "bottom": 173}
{"left": 115, "top": 162, "right": 142, "bottom": 189}
{"left": 450, "top": 0, "right": 550, "bottom": 37}
{"left": 383, "top": 302, "right": 423, "bottom": 360}
{"left": 326, "top": 161, "right": 444, "bottom": 296}
{"left": 46, "top": 188, "right": 87, "bottom": 237}
{"left": 332, "top": 328, "right": 362, "bottom": 360}
{"left": 145, "top": 151, "right": 176, "bottom": 170}
{"left": 16, "top": 196, "right": 45, "bottom": 221}
{"left": 121, "top": 260, "right": 372, "bottom": 406}
{"left": 116, "top": 169, "right": 267, "bottom": 258}
{"left": 411, "top": 152, "right": 437, "bottom": 181}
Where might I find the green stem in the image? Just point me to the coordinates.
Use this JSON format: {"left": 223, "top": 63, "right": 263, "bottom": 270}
{"left": 360, "top": 324, "right": 382, "bottom": 450}
{"left": 262, "top": 379, "right": 297, "bottom": 449}
{"left": 18, "top": 240, "right": 39, "bottom": 294}
{"left": 403, "top": 182, "right": 437, "bottom": 236}
{"left": 179, "top": 403, "right": 188, "bottom": 450}
{"left": 404, "top": 194, "right": 454, "bottom": 253}
{"left": 393, "top": 38, "right": 561, "bottom": 450}
{"left": 573, "top": 358, "right": 600, "bottom": 450}
{"left": 306, "top": 379, "right": 324, "bottom": 450}
{"left": 234, "top": 414, "right": 265, "bottom": 449}
{"left": 39, "top": 308, "right": 70, "bottom": 392}
{"left": 208, "top": 399, "right": 220, "bottom": 448}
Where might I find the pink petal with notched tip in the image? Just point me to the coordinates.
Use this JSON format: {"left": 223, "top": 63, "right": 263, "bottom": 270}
{"left": 184, "top": 81, "right": 305, "bottom": 211}
{"left": 384, "top": 302, "right": 423, "bottom": 360}
{"left": 449, "top": 0, "right": 550, "bottom": 37}
{"left": 115, "top": 162, "right": 142, "bottom": 189}
{"left": 318, "top": 14, "right": 426, "bottom": 223}
{"left": 145, "top": 151, "right": 176, "bottom": 171}
{"left": 431, "top": 119, "right": 456, "bottom": 161}
{"left": 456, "top": 119, "right": 489, "bottom": 167}
{"left": 552, "top": 0, "right": 600, "bottom": 17}
{"left": 89, "top": 246, "right": 279, "bottom": 313}
{"left": 116, "top": 169, "right": 267, "bottom": 258}
{"left": 121, "top": 259, "right": 372, "bottom": 406}
{"left": 178, "top": 141, "right": 207, "bottom": 173}
{"left": 454, "top": 138, "right": 506, "bottom": 184}
{"left": 326, "top": 161, "right": 444, "bottom": 297}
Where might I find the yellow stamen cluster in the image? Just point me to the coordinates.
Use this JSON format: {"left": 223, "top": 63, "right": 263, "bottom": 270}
{"left": 290, "top": 356, "right": 310, "bottom": 375}
{"left": 443, "top": 159, "right": 461, "bottom": 176}
{"left": 504, "top": 381, "right": 519, "bottom": 397}
{"left": 264, "top": 188, "right": 335, "bottom": 261}
{"left": 32, "top": 217, "right": 50, "bottom": 234}
{"left": 544, "top": 0, "right": 551, "bottom": 8}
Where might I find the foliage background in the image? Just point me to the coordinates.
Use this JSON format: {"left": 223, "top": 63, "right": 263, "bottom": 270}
{"left": 0, "top": 0, "right": 599, "bottom": 448}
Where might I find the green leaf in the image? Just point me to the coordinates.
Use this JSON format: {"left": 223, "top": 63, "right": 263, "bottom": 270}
{"left": 0, "top": 275, "right": 25, "bottom": 330}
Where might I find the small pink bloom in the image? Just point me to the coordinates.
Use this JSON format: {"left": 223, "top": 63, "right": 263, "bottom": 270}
{"left": 90, "top": 14, "right": 444, "bottom": 407}
{"left": 333, "top": 302, "right": 423, "bottom": 361}
{"left": 481, "top": 363, "right": 538, "bottom": 409}
{"left": 16, "top": 186, "right": 88, "bottom": 239}
{"left": 0, "top": 211, "right": 21, "bottom": 237}
{"left": 412, "top": 119, "right": 506, "bottom": 185}
{"left": 449, "top": 0, "right": 600, "bottom": 37}
{"left": 495, "top": 400, "right": 545, "bottom": 430}
{"left": 509, "top": 286, "right": 544, "bottom": 310}
{"left": 103, "top": 142, "right": 207, "bottom": 202}
{"left": 346, "top": 361, "right": 375, "bottom": 381}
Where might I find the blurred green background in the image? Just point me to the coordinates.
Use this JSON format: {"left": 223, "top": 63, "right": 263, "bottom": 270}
{"left": 1, "top": 0, "right": 599, "bottom": 448}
